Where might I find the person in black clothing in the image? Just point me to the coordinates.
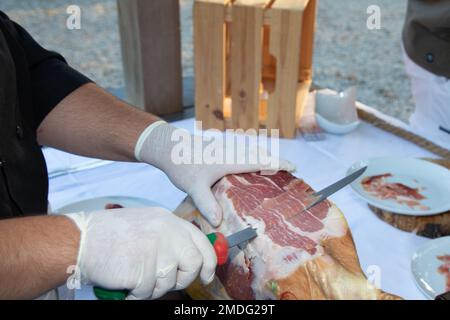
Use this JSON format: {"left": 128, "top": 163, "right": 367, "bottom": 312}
{"left": 0, "top": 11, "right": 292, "bottom": 299}
{"left": 402, "top": 0, "right": 450, "bottom": 147}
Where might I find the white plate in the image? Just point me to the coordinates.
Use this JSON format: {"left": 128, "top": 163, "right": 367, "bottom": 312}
{"left": 411, "top": 237, "right": 450, "bottom": 299}
{"left": 347, "top": 157, "right": 450, "bottom": 216}
{"left": 54, "top": 195, "right": 162, "bottom": 214}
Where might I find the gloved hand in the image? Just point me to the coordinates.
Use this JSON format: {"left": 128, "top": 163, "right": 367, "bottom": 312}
{"left": 65, "top": 207, "right": 216, "bottom": 300}
{"left": 135, "top": 121, "right": 296, "bottom": 227}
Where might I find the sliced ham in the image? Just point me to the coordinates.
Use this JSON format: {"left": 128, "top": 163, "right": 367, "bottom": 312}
{"left": 361, "top": 173, "right": 428, "bottom": 210}
{"left": 104, "top": 203, "right": 124, "bottom": 210}
{"left": 175, "top": 171, "right": 400, "bottom": 300}
{"left": 437, "top": 255, "right": 450, "bottom": 292}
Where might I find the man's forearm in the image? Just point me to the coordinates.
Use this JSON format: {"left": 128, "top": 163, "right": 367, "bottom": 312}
{"left": 0, "top": 215, "right": 79, "bottom": 299}
{"left": 37, "top": 83, "right": 160, "bottom": 162}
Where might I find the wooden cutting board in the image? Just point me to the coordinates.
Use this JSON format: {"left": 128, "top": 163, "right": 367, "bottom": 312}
{"left": 369, "top": 158, "right": 450, "bottom": 239}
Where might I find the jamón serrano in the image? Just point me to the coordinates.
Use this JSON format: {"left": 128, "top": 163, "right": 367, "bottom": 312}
{"left": 104, "top": 203, "right": 124, "bottom": 210}
{"left": 361, "top": 173, "right": 428, "bottom": 210}
{"left": 175, "top": 171, "right": 400, "bottom": 300}
{"left": 437, "top": 255, "right": 450, "bottom": 292}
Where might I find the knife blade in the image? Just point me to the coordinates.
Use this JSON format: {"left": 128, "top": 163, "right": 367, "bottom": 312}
{"left": 226, "top": 227, "right": 258, "bottom": 248}
{"left": 296, "top": 166, "right": 368, "bottom": 215}
{"left": 439, "top": 126, "right": 450, "bottom": 135}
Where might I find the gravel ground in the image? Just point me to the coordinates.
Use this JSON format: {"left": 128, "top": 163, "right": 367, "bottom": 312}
{"left": 2, "top": 0, "right": 414, "bottom": 122}
{"left": 313, "top": 0, "right": 414, "bottom": 121}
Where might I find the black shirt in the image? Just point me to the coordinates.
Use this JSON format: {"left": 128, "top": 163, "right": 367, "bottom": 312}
{"left": 0, "top": 11, "right": 91, "bottom": 218}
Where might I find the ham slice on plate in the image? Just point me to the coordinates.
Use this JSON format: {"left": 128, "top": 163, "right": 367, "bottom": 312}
{"left": 361, "top": 173, "right": 428, "bottom": 210}
{"left": 437, "top": 255, "right": 450, "bottom": 292}
{"left": 175, "top": 171, "right": 400, "bottom": 300}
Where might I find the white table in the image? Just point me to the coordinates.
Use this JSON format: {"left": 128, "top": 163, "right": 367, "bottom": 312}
{"left": 45, "top": 115, "right": 441, "bottom": 300}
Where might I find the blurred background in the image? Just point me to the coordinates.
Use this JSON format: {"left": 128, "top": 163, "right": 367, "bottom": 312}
{"left": 2, "top": 0, "right": 414, "bottom": 122}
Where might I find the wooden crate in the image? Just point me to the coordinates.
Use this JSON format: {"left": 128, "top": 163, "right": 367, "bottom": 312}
{"left": 194, "top": 0, "right": 317, "bottom": 138}
{"left": 117, "top": 0, "right": 183, "bottom": 116}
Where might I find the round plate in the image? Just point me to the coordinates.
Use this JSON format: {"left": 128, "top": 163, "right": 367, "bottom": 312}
{"left": 347, "top": 157, "right": 450, "bottom": 216}
{"left": 411, "top": 236, "right": 450, "bottom": 299}
{"left": 54, "top": 196, "right": 162, "bottom": 214}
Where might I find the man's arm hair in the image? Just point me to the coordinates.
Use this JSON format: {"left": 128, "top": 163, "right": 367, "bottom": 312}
{"left": 0, "top": 215, "right": 79, "bottom": 299}
{"left": 36, "top": 83, "right": 159, "bottom": 162}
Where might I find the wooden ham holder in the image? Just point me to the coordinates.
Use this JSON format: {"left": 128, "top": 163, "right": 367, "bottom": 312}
{"left": 194, "top": 0, "right": 317, "bottom": 138}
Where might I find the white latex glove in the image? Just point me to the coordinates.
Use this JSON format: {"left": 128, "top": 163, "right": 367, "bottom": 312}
{"left": 65, "top": 207, "right": 216, "bottom": 300}
{"left": 135, "top": 121, "right": 296, "bottom": 227}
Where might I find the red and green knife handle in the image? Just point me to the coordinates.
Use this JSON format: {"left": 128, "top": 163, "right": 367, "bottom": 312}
{"left": 207, "top": 232, "right": 229, "bottom": 266}
{"left": 94, "top": 232, "right": 228, "bottom": 300}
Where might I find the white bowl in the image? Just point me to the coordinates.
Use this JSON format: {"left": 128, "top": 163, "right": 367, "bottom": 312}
{"left": 316, "top": 113, "right": 360, "bottom": 135}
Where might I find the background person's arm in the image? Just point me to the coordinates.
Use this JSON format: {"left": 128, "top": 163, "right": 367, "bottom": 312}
{"left": 0, "top": 215, "right": 79, "bottom": 299}
{"left": 37, "top": 83, "right": 159, "bottom": 162}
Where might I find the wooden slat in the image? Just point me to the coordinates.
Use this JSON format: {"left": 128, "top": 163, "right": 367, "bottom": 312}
{"left": 265, "top": 2, "right": 303, "bottom": 138}
{"left": 262, "top": 1, "right": 312, "bottom": 81}
{"left": 230, "top": 0, "right": 265, "bottom": 130}
{"left": 225, "top": 0, "right": 238, "bottom": 98}
{"left": 270, "top": 0, "right": 308, "bottom": 10}
{"left": 117, "top": 0, "right": 182, "bottom": 115}
{"left": 299, "top": 0, "right": 316, "bottom": 81}
{"left": 194, "top": 0, "right": 227, "bottom": 130}
{"left": 225, "top": 20, "right": 232, "bottom": 98}
{"left": 295, "top": 79, "right": 312, "bottom": 124}
{"left": 225, "top": 0, "right": 307, "bottom": 22}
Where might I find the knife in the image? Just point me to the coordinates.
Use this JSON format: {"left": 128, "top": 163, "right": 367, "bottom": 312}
{"left": 93, "top": 227, "right": 258, "bottom": 300}
{"left": 298, "top": 166, "right": 368, "bottom": 214}
{"left": 439, "top": 126, "right": 450, "bottom": 135}
{"left": 207, "top": 227, "right": 257, "bottom": 265}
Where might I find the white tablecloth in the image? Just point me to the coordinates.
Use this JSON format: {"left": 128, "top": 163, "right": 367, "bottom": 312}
{"left": 45, "top": 116, "right": 440, "bottom": 300}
